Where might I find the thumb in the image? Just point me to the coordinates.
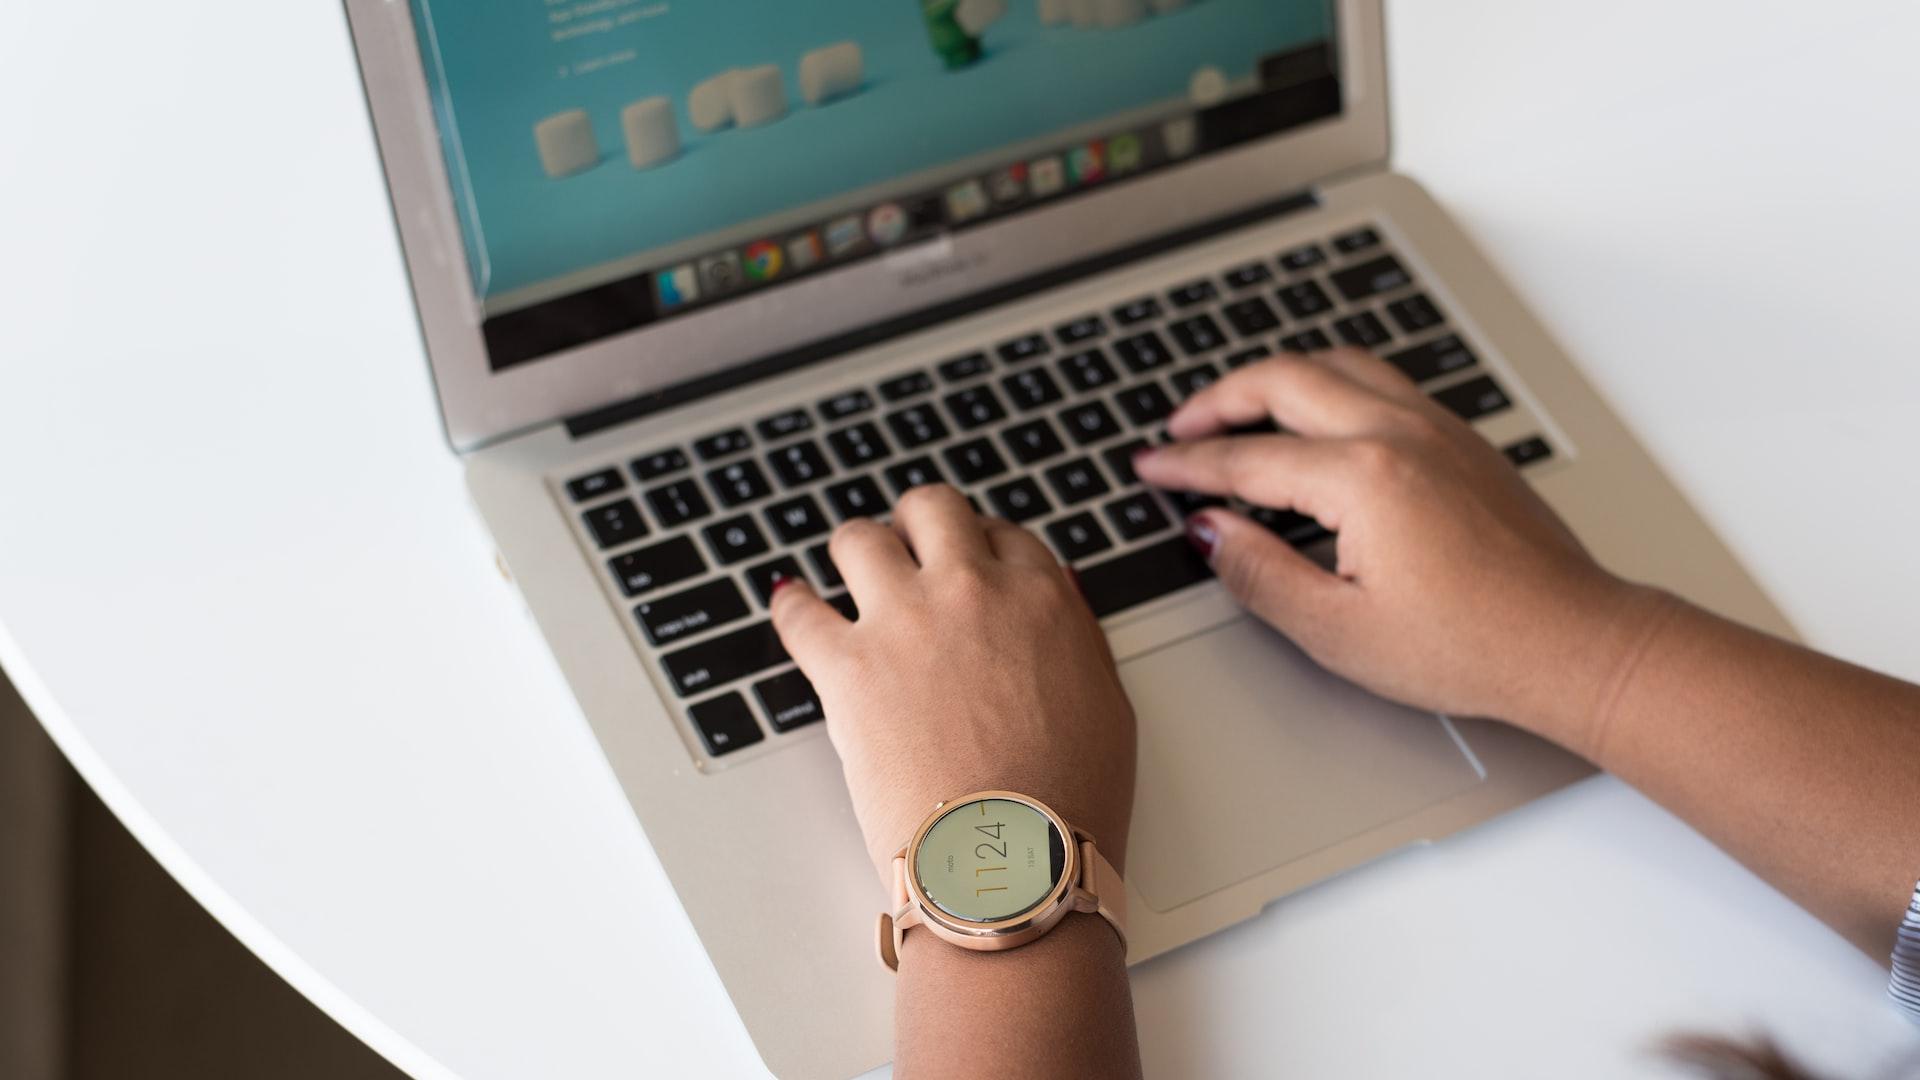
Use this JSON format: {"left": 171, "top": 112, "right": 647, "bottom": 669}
{"left": 767, "top": 575, "right": 850, "bottom": 677}
{"left": 1188, "top": 510, "right": 1346, "bottom": 642}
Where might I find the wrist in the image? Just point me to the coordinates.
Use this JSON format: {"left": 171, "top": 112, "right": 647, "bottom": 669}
{"left": 1510, "top": 576, "right": 1683, "bottom": 760}
{"left": 867, "top": 770, "right": 1131, "bottom": 883}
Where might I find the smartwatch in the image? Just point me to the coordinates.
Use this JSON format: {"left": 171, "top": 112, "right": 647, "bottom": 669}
{"left": 877, "top": 790, "right": 1128, "bottom": 970}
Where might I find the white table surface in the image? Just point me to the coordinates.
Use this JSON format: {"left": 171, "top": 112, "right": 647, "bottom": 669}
{"left": 4, "top": 2, "right": 1918, "bottom": 1077}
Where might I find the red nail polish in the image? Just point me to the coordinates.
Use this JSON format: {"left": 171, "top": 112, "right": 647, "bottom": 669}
{"left": 769, "top": 574, "right": 793, "bottom": 597}
{"left": 1185, "top": 515, "right": 1219, "bottom": 561}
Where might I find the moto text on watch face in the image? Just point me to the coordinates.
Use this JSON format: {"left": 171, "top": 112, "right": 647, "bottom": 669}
{"left": 914, "top": 798, "right": 1065, "bottom": 923}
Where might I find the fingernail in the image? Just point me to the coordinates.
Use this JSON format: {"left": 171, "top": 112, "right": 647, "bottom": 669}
{"left": 769, "top": 573, "right": 794, "bottom": 597}
{"left": 1185, "top": 515, "right": 1219, "bottom": 562}
{"left": 1131, "top": 445, "right": 1158, "bottom": 466}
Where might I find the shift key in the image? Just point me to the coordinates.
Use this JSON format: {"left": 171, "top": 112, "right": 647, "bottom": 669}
{"left": 661, "top": 621, "right": 789, "bottom": 697}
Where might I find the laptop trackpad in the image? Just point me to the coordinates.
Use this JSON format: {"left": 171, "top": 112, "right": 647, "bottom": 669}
{"left": 1121, "top": 615, "right": 1485, "bottom": 914}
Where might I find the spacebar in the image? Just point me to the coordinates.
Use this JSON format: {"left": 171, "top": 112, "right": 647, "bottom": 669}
{"left": 1077, "top": 537, "right": 1214, "bottom": 619}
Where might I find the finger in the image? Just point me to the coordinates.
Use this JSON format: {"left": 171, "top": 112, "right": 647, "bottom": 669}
{"left": 1167, "top": 355, "right": 1400, "bottom": 441}
{"left": 1186, "top": 509, "right": 1351, "bottom": 648}
{"left": 767, "top": 576, "right": 850, "bottom": 675}
{"left": 1301, "top": 348, "right": 1429, "bottom": 409}
{"left": 982, "top": 517, "right": 1058, "bottom": 570}
{"left": 1134, "top": 436, "right": 1357, "bottom": 526}
{"left": 891, "top": 484, "right": 992, "bottom": 566}
{"left": 829, "top": 517, "right": 917, "bottom": 597}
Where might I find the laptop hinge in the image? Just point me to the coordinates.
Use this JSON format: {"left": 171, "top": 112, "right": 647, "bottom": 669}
{"left": 564, "top": 188, "right": 1319, "bottom": 441}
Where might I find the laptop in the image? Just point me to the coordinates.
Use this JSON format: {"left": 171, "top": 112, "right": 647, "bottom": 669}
{"left": 343, "top": 1, "right": 1791, "bottom": 1075}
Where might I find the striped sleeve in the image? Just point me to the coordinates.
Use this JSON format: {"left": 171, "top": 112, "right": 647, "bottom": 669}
{"left": 1893, "top": 878, "right": 1920, "bottom": 1022}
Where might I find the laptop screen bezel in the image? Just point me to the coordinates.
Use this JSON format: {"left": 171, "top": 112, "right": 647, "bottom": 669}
{"left": 344, "top": 0, "right": 1390, "bottom": 453}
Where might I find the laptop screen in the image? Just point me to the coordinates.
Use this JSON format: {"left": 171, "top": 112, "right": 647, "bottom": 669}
{"left": 409, "top": 0, "right": 1341, "bottom": 372}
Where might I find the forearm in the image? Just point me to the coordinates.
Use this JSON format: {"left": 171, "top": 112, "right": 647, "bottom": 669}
{"left": 895, "top": 912, "right": 1141, "bottom": 1080}
{"left": 1545, "top": 587, "right": 1920, "bottom": 959}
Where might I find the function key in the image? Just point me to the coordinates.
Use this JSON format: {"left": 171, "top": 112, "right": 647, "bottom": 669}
{"left": 631, "top": 447, "right": 690, "bottom": 481}
{"left": 1276, "top": 280, "right": 1334, "bottom": 320}
{"left": 1001, "top": 367, "right": 1064, "bottom": 412}
{"left": 1058, "top": 347, "right": 1120, "bottom": 392}
{"left": 1331, "top": 226, "right": 1382, "bottom": 254}
{"left": 886, "top": 404, "right": 950, "bottom": 448}
{"left": 1167, "top": 279, "right": 1218, "bottom": 308}
{"left": 986, "top": 476, "right": 1052, "bottom": 523}
{"left": 1279, "top": 328, "right": 1334, "bottom": 353}
{"left": 764, "top": 493, "right": 831, "bottom": 544}
{"left": 701, "top": 514, "right": 771, "bottom": 565}
{"left": 878, "top": 370, "right": 935, "bottom": 402}
{"left": 1387, "top": 294, "right": 1446, "bottom": 334}
{"left": 824, "top": 475, "right": 890, "bottom": 520}
{"left": 1114, "top": 382, "right": 1175, "bottom": 426}
{"left": 754, "top": 669, "right": 825, "bottom": 733}
{"left": 1058, "top": 400, "right": 1122, "bottom": 445}
{"left": 937, "top": 352, "right": 992, "bottom": 383}
{"left": 706, "top": 460, "right": 772, "bottom": 507}
{"left": 1104, "top": 492, "right": 1172, "bottom": 541}
{"left": 608, "top": 535, "right": 706, "bottom": 598}
{"left": 645, "top": 479, "right": 713, "bottom": 527}
{"left": 687, "top": 693, "right": 764, "bottom": 755}
{"left": 755, "top": 408, "right": 813, "bottom": 442}
{"left": 634, "top": 577, "right": 750, "bottom": 647}
{"left": 1503, "top": 436, "right": 1555, "bottom": 469}
{"left": 1277, "top": 243, "right": 1328, "bottom": 272}
{"left": 1386, "top": 335, "right": 1479, "bottom": 384}
{"left": 1432, "top": 376, "right": 1514, "bottom": 422}
{"left": 767, "top": 440, "right": 833, "bottom": 488}
{"left": 1330, "top": 254, "right": 1414, "bottom": 302}
{"left": 826, "top": 421, "right": 892, "bottom": 468}
{"left": 1224, "top": 344, "right": 1273, "bottom": 369}
{"left": 883, "top": 456, "right": 946, "bottom": 496}
{"left": 997, "top": 333, "right": 1050, "bottom": 365}
{"left": 1055, "top": 314, "right": 1107, "bottom": 344}
{"left": 745, "top": 555, "right": 806, "bottom": 607}
{"left": 1221, "top": 296, "right": 1281, "bottom": 338}
{"left": 1112, "top": 296, "right": 1163, "bottom": 326}
{"left": 1334, "top": 311, "right": 1393, "bottom": 350}
{"left": 664, "top": 623, "right": 788, "bottom": 698}
{"left": 566, "top": 467, "right": 625, "bottom": 503}
{"left": 583, "top": 498, "right": 649, "bottom": 549}
{"left": 819, "top": 389, "right": 874, "bottom": 423}
{"left": 1168, "top": 313, "right": 1227, "bottom": 356}
{"left": 1113, "top": 330, "right": 1174, "bottom": 374}
{"left": 944, "top": 385, "right": 1008, "bottom": 430}
{"left": 693, "top": 428, "right": 752, "bottom": 461}
{"left": 1002, "top": 417, "right": 1067, "bottom": 465}
{"left": 1169, "top": 364, "right": 1220, "bottom": 400}
{"left": 1045, "top": 512, "right": 1114, "bottom": 562}
{"left": 1223, "top": 261, "right": 1274, "bottom": 290}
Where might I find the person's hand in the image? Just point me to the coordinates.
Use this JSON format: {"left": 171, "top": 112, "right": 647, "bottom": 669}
{"left": 769, "top": 485, "right": 1136, "bottom": 884}
{"left": 1133, "top": 349, "right": 1665, "bottom": 755}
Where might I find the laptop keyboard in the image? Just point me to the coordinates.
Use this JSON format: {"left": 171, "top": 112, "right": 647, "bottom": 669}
{"left": 559, "top": 224, "right": 1557, "bottom": 762}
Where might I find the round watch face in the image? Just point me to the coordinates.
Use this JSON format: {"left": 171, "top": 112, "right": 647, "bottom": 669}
{"left": 913, "top": 797, "right": 1066, "bottom": 924}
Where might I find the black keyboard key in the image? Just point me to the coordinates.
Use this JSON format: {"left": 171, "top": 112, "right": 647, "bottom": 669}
{"left": 937, "top": 352, "right": 992, "bottom": 383}
{"left": 754, "top": 670, "right": 824, "bottom": 732}
{"left": 1334, "top": 311, "right": 1393, "bottom": 350}
{"left": 707, "top": 460, "right": 773, "bottom": 507}
{"left": 1002, "top": 418, "right": 1067, "bottom": 465}
{"left": 986, "top": 476, "right": 1052, "bottom": 522}
{"left": 1223, "top": 261, "right": 1274, "bottom": 290}
{"left": 1168, "top": 279, "right": 1218, "bottom": 308}
{"left": 1221, "top": 296, "right": 1281, "bottom": 338}
{"left": 687, "top": 693, "right": 764, "bottom": 754}
{"left": 1276, "top": 280, "right": 1334, "bottom": 319}
{"left": 1001, "top": 368, "right": 1065, "bottom": 412}
{"left": 1102, "top": 439, "right": 1150, "bottom": 486}
{"left": 1166, "top": 489, "right": 1228, "bottom": 518}
{"left": 634, "top": 578, "right": 750, "bottom": 647}
{"left": 944, "top": 385, "right": 1007, "bottom": 430}
{"left": 764, "top": 493, "right": 831, "bottom": 544}
{"left": 825, "top": 591, "right": 858, "bottom": 621}
{"left": 1076, "top": 536, "right": 1213, "bottom": 618}
{"left": 806, "top": 543, "right": 842, "bottom": 589}
{"left": 1114, "top": 382, "right": 1175, "bottom": 426}
{"left": 1278, "top": 243, "right": 1328, "bottom": 272}
{"left": 1503, "top": 436, "right": 1555, "bottom": 468}
{"left": 1112, "top": 296, "right": 1163, "bottom": 325}
{"left": 1330, "top": 254, "right": 1414, "bottom": 302}
{"left": 663, "top": 622, "right": 790, "bottom": 697}
{"left": 1224, "top": 344, "right": 1273, "bottom": 369}
{"left": 1387, "top": 293, "right": 1445, "bottom": 334}
{"left": 755, "top": 408, "right": 813, "bottom": 442}
{"left": 608, "top": 535, "right": 706, "bottom": 598}
{"left": 886, "top": 404, "right": 950, "bottom": 448}
{"left": 824, "top": 476, "right": 890, "bottom": 520}
{"left": 766, "top": 441, "right": 832, "bottom": 489}
{"left": 1058, "top": 348, "right": 1120, "bottom": 392}
{"left": 1043, "top": 457, "right": 1111, "bottom": 506}
{"left": 567, "top": 468, "right": 625, "bottom": 503}
{"left": 745, "top": 555, "right": 806, "bottom": 607}
{"left": 1113, "top": 331, "right": 1174, "bottom": 374}
{"left": 1279, "top": 328, "right": 1334, "bottom": 353}
{"left": 631, "top": 447, "right": 690, "bottom": 481}
{"left": 693, "top": 428, "right": 752, "bottom": 461}
{"left": 1250, "top": 506, "right": 1331, "bottom": 545}
{"left": 1386, "top": 334, "right": 1479, "bottom": 383}
{"left": 702, "top": 514, "right": 771, "bottom": 565}
{"left": 943, "top": 438, "right": 1009, "bottom": 484}
{"left": 818, "top": 389, "right": 874, "bottom": 423}
{"left": 1168, "top": 314, "right": 1227, "bottom": 356}
{"left": 1104, "top": 492, "right": 1172, "bottom": 541}
{"left": 1055, "top": 314, "right": 1107, "bottom": 344}
{"left": 1169, "top": 364, "right": 1220, "bottom": 400}
{"left": 1331, "top": 226, "right": 1382, "bottom": 254}
{"left": 645, "top": 480, "right": 713, "bottom": 527}
{"left": 878, "top": 370, "right": 935, "bottom": 401}
{"left": 1058, "top": 400, "right": 1122, "bottom": 445}
{"left": 1433, "top": 376, "right": 1514, "bottom": 421}
{"left": 583, "top": 498, "right": 649, "bottom": 549}
{"left": 1045, "top": 513, "right": 1114, "bottom": 562}
{"left": 997, "top": 333, "right": 1050, "bottom": 365}
{"left": 826, "top": 421, "right": 892, "bottom": 468}
{"left": 883, "top": 456, "right": 945, "bottom": 496}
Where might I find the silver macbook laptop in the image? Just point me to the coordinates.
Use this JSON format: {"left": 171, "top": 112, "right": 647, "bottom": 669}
{"left": 343, "top": 1, "right": 1791, "bottom": 1075}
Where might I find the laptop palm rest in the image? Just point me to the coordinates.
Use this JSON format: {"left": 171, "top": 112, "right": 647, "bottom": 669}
{"left": 1120, "top": 615, "right": 1485, "bottom": 914}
